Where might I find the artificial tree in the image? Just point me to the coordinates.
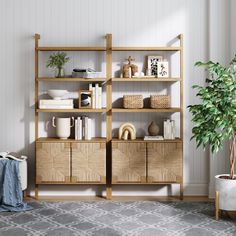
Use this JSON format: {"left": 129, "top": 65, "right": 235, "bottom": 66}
{"left": 188, "top": 56, "right": 236, "bottom": 179}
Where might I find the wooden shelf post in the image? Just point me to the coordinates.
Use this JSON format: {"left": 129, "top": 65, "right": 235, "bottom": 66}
{"left": 35, "top": 33, "right": 40, "bottom": 199}
{"left": 106, "top": 34, "right": 112, "bottom": 200}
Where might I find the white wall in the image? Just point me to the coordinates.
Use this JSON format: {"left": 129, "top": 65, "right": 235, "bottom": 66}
{"left": 0, "top": 0, "right": 231, "bottom": 197}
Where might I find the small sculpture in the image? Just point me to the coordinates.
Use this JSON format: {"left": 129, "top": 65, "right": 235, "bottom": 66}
{"left": 148, "top": 121, "right": 159, "bottom": 136}
{"left": 123, "top": 56, "right": 138, "bottom": 78}
{"left": 118, "top": 123, "right": 136, "bottom": 140}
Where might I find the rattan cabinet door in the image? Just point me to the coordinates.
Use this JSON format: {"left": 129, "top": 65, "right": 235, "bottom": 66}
{"left": 71, "top": 142, "right": 106, "bottom": 183}
{"left": 36, "top": 142, "right": 70, "bottom": 183}
{"left": 112, "top": 142, "right": 146, "bottom": 183}
{"left": 147, "top": 142, "right": 182, "bottom": 183}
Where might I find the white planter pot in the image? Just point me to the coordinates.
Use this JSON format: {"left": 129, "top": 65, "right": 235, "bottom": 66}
{"left": 215, "top": 174, "right": 236, "bottom": 211}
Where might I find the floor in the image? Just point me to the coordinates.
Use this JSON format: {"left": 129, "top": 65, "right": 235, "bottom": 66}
{"left": 0, "top": 196, "right": 235, "bottom": 236}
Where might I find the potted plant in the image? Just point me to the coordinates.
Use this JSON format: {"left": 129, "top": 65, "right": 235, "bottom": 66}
{"left": 188, "top": 56, "right": 236, "bottom": 216}
{"left": 46, "top": 52, "right": 70, "bottom": 78}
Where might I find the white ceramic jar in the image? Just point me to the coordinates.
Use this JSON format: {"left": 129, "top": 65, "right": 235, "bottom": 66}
{"left": 52, "top": 117, "right": 74, "bottom": 139}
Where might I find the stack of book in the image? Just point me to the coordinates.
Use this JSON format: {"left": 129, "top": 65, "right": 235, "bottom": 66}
{"left": 88, "top": 83, "right": 102, "bottom": 109}
{"left": 75, "top": 116, "right": 92, "bottom": 140}
{"left": 144, "top": 136, "right": 164, "bottom": 141}
{"left": 39, "top": 99, "right": 74, "bottom": 109}
{"left": 164, "top": 119, "right": 175, "bottom": 139}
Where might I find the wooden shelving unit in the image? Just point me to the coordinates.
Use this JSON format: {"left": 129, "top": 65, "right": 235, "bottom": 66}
{"left": 34, "top": 33, "right": 184, "bottom": 200}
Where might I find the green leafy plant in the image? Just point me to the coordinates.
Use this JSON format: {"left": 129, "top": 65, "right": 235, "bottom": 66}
{"left": 188, "top": 55, "right": 236, "bottom": 179}
{"left": 46, "top": 52, "right": 70, "bottom": 70}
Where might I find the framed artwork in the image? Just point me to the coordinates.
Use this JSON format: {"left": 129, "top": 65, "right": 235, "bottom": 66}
{"left": 157, "top": 61, "right": 169, "bottom": 78}
{"left": 79, "top": 90, "right": 93, "bottom": 108}
{"left": 147, "top": 56, "right": 163, "bottom": 76}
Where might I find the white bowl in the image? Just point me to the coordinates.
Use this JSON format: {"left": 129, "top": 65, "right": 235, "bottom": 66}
{"left": 48, "top": 90, "right": 69, "bottom": 100}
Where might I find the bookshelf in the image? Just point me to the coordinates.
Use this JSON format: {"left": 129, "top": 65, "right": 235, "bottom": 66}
{"left": 34, "top": 33, "right": 183, "bottom": 200}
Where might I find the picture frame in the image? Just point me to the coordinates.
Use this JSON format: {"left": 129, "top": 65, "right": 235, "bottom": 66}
{"left": 147, "top": 56, "right": 163, "bottom": 76}
{"left": 79, "top": 90, "right": 93, "bottom": 109}
{"left": 157, "top": 61, "right": 169, "bottom": 78}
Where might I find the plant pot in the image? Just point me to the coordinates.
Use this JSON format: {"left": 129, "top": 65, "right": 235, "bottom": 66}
{"left": 55, "top": 67, "right": 65, "bottom": 78}
{"left": 215, "top": 174, "right": 236, "bottom": 211}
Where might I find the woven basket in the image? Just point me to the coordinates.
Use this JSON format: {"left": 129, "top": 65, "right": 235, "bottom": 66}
{"left": 150, "top": 95, "right": 170, "bottom": 108}
{"left": 123, "top": 95, "right": 143, "bottom": 109}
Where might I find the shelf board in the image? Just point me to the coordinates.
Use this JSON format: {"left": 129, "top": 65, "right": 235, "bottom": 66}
{"left": 112, "top": 108, "right": 181, "bottom": 113}
{"left": 112, "top": 77, "right": 181, "bottom": 82}
{"left": 36, "top": 47, "right": 106, "bottom": 51}
{"left": 37, "top": 108, "right": 107, "bottom": 113}
{"left": 37, "top": 77, "right": 107, "bottom": 82}
{"left": 36, "top": 182, "right": 105, "bottom": 185}
{"left": 112, "top": 47, "right": 181, "bottom": 51}
{"left": 112, "top": 138, "right": 182, "bottom": 143}
{"left": 37, "top": 137, "right": 106, "bottom": 143}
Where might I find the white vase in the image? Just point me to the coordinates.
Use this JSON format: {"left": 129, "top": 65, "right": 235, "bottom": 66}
{"left": 52, "top": 117, "right": 74, "bottom": 139}
{"left": 215, "top": 174, "right": 236, "bottom": 211}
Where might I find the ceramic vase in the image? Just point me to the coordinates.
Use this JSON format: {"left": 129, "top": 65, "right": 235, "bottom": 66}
{"left": 52, "top": 117, "right": 74, "bottom": 139}
{"left": 148, "top": 121, "right": 159, "bottom": 136}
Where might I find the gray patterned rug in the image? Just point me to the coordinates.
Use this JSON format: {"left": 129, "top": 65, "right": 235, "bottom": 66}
{"left": 0, "top": 201, "right": 235, "bottom": 236}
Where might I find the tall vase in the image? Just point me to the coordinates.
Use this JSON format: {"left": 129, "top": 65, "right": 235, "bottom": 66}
{"left": 56, "top": 67, "right": 65, "bottom": 78}
{"left": 148, "top": 121, "right": 159, "bottom": 136}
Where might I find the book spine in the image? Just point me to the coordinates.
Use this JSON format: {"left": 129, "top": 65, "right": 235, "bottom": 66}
{"left": 82, "top": 116, "right": 85, "bottom": 139}
{"left": 98, "top": 86, "right": 102, "bottom": 109}
{"left": 85, "top": 117, "right": 88, "bottom": 140}
{"left": 78, "top": 118, "right": 82, "bottom": 140}
{"left": 39, "top": 99, "right": 73, "bottom": 105}
{"left": 95, "top": 83, "right": 99, "bottom": 109}
{"left": 39, "top": 105, "right": 74, "bottom": 109}
{"left": 75, "top": 119, "right": 78, "bottom": 140}
{"left": 88, "top": 118, "right": 92, "bottom": 140}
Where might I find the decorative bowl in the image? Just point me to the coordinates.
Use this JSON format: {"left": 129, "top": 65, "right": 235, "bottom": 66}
{"left": 48, "top": 90, "right": 69, "bottom": 100}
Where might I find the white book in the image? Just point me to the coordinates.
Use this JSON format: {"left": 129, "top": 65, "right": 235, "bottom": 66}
{"left": 98, "top": 86, "right": 102, "bottom": 109}
{"left": 39, "top": 99, "right": 73, "bottom": 105}
{"left": 75, "top": 119, "right": 78, "bottom": 140}
{"left": 88, "top": 118, "right": 92, "bottom": 140}
{"left": 78, "top": 118, "right": 82, "bottom": 140}
{"left": 92, "top": 86, "right": 95, "bottom": 109}
{"left": 95, "top": 84, "right": 99, "bottom": 108}
{"left": 85, "top": 117, "right": 88, "bottom": 140}
{"left": 144, "top": 135, "right": 164, "bottom": 140}
{"left": 39, "top": 105, "right": 74, "bottom": 109}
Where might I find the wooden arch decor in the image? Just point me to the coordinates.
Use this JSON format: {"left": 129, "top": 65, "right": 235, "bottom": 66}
{"left": 118, "top": 123, "right": 136, "bottom": 140}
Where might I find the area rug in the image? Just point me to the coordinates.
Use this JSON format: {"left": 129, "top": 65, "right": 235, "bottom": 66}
{"left": 0, "top": 201, "right": 235, "bottom": 236}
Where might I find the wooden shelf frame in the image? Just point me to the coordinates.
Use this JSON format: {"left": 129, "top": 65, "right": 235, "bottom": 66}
{"left": 112, "top": 77, "right": 181, "bottom": 82}
{"left": 112, "top": 108, "right": 181, "bottom": 113}
{"left": 34, "top": 33, "right": 184, "bottom": 200}
{"left": 37, "top": 77, "right": 107, "bottom": 82}
{"left": 36, "top": 108, "right": 107, "bottom": 113}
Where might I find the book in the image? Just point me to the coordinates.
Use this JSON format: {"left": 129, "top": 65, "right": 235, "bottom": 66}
{"left": 75, "top": 119, "right": 78, "bottom": 140}
{"left": 78, "top": 118, "right": 82, "bottom": 140}
{"left": 87, "top": 118, "right": 92, "bottom": 140}
{"left": 85, "top": 117, "right": 88, "bottom": 140}
{"left": 98, "top": 86, "right": 102, "bottom": 109}
{"left": 95, "top": 83, "right": 99, "bottom": 108}
{"left": 39, "top": 105, "right": 74, "bottom": 109}
{"left": 39, "top": 99, "right": 73, "bottom": 105}
{"left": 81, "top": 116, "right": 85, "bottom": 139}
{"left": 144, "top": 136, "right": 164, "bottom": 140}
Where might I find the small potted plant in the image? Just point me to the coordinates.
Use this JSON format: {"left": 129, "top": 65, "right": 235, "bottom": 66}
{"left": 188, "top": 56, "right": 236, "bottom": 217}
{"left": 46, "top": 52, "right": 70, "bottom": 78}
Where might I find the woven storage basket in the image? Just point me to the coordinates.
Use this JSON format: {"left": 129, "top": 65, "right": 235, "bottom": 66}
{"left": 123, "top": 95, "right": 143, "bottom": 109}
{"left": 150, "top": 95, "right": 170, "bottom": 108}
